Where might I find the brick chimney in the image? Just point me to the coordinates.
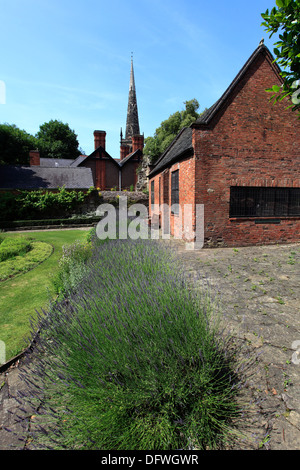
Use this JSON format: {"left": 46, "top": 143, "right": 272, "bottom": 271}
{"left": 132, "top": 134, "right": 144, "bottom": 153}
{"left": 29, "top": 150, "right": 40, "bottom": 166}
{"left": 94, "top": 130, "right": 106, "bottom": 150}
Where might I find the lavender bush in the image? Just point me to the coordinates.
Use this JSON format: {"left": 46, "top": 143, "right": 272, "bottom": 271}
{"left": 20, "top": 237, "right": 247, "bottom": 450}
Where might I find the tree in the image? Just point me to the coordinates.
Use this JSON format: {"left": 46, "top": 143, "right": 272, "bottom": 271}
{"left": 0, "top": 123, "right": 37, "bottom": 166}
{"left": 261, "top": 0, "right": 300, "bottom": 115}
{"left": 36, "top": 119, "right": 81, "bottom": 159}
{"left": 144, "top": 99, "right": 203, "bottom": 164}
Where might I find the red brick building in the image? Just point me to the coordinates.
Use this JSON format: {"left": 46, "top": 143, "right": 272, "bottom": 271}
{"left": 70, "top": 129, "right": 143, "bottom": 191}
{"left": 149, "top": 43, "right": 300, "bottom": 247}
{"left": 20, "top": 129, "right": 143, "bottom": 191}
{"left": 1, "top": 58, "right": 144, "bottom": 192}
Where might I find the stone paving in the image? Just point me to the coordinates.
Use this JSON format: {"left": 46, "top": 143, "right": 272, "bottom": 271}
{"left": 168, "top": 239, "right": 300, "bottom": 450}
{"left": 0, "top": 240, "right": 299, "bottom": 450}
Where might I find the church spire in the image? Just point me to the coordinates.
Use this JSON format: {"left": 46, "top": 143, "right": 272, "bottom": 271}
{"left": 125, "top": 54, "right": 140, "bottom": 140}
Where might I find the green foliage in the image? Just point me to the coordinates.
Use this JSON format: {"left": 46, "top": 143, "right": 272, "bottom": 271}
{"left": 144, "top": 99, "right": 203, "bottom": 164}
{"left": 36, "top": 119, "right": 81, "bottom": 159}
{"left": 0, "top": 239, "right": 53, "bottom": 281}
{"left": 261, "top": 0, "right": 300, "bottom": 115}
{"left": 52, "top": 235, "right": 94, "bottom": 296}
{"left": 25, "top": 238, "right": 245, "bottom": 450}
{"left": 52, "top": 228, "right": 106, "bottom": 296}
{"left": 0, "top": 119, "right": 82, "bottom": 166}
{"left": 0, "top": 123, "right": 37, "bottom": 166}
{"left": 20, "top": 186, "right": 85, "bottom": 214}
{"left": 0, "top": 236, "right": 31, "bottom": 262}
{"left": 0, "top": 187, "right": 87, "bottom": 221}
{"left": 0, "top": 229, "right": 88, "bottom": 361}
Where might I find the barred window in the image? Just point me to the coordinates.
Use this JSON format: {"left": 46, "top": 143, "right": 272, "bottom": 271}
{"left": 230, "top": 187, "right": 300, "bottom": 218}
{"left": 171, "top": 170, "right": 179, "bottom": 214}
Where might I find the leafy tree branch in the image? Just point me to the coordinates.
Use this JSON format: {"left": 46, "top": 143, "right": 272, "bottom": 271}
{"left": 261, "top": 0, "right": 300, "bottom": 114}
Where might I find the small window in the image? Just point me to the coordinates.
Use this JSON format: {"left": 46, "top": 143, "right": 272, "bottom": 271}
{"left": 230, "top": 187, "right": 300, "bottom": 218}
{"left": 171, "top": 170, "right": 179, "bottom": 214}
{"left": 159, "top": 176, "right": 161, "bottom": 206}
{"left": 151, "top": 180, "right": 155, "bottom": 209}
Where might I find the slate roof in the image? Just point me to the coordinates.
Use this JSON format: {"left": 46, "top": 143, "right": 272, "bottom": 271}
{"left": 148, "top": 127, "right": 193, "bottom": 177}
{"left": 71, "top": 155, "right": 91, "bottom": 167}
{"left": 79, "top": 146, "right": 120, "bottom": 168}
{"left": 0, "top": 166, "right": 94, "bottom": 190}
{"left": 119, "top": 149, "right": 142, "bottom": 167}
{"left": 39, "top": 158, "right": 75, "bottom": 167}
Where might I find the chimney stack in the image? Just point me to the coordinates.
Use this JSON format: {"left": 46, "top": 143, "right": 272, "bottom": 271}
{"left": 94, "top": 130, "right": 106, "bottom": 150}
{"left": 29, "top": 150, "right": 40, "bottom": 166}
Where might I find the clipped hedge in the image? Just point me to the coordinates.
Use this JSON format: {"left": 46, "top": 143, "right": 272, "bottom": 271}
{"left": 0, "top": 237, "right": 31, "bottom": 262}
{"left": 0, "top": 239, "right": 53, "bottom": 281}
{"left": 0, "top": 216, "right": 100, "bottom": 230}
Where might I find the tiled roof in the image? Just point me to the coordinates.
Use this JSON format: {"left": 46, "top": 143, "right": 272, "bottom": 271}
{"left": 148, "top": 127, "right": 193, "bottom": 177}
{"left": 0, "top": 166, "right": 94, "bottom": 189}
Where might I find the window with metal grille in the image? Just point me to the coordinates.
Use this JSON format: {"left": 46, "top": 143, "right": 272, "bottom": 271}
{"left": 171, "top": 170, "right": 179, "bottom": 214}
{"left": 230, "top": 187, "right": 300, "bottom": 217}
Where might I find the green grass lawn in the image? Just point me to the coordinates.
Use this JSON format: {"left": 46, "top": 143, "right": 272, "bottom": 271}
{"left": 0, "top": 229, "right": 89, "bottom": 362}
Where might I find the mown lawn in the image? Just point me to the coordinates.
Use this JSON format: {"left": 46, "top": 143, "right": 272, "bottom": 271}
{"left": 0, "top": 229, "right": 89, "bottom": 362}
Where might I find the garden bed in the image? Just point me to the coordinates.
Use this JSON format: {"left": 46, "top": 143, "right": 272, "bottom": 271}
{"left": 0, "top": 240, "right": 53, "bottom": 281}
{"left": 17, "top": 235, "right": 247, "bottom": 450}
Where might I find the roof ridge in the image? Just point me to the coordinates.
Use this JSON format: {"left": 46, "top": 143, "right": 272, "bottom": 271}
{"left": 148, "top": 127, "right": 193, "bottom": 177}
{"left": 152, "top": 127, "right": 189, "bottom": 168}
{"left": 119, "top": 148, "right": 142, "bottom": 166}
{"left": 194, "top": 44, "right": 282, "bottom": 126}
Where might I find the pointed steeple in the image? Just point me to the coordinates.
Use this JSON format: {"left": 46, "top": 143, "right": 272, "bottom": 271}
{"left": 125, "top": 55, "right": 140, "bottom": 140}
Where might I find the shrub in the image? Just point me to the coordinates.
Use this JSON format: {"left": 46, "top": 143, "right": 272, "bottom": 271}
{"left": 21, "top": 238, "right": 246, "bottom": 450}
{"left": 18, "top": 187, "right": 85, "bottom": 219}
{"left": 51, "top": 228, "right": 102, "bottom": 296}
{"left": 0, "top": 236, "right": 32, "bottom": 262}
{"left": 51, "top": 239, "right": 92, "bottom": 296}
{"left": 0, "top": 240, "right": 53, "bottom": 281}
{"left": 0, "top": 187, "right": 88, "bottom": 221}
{"left": 0, "top": 192, "right": 19, "bottom": 221}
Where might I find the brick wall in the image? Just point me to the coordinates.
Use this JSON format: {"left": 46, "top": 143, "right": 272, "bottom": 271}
{"left": 193, "top": 51, "right": 300, "bottom": 247}
{"left": 149, "top": 156, "right": 196, "bottom": 242}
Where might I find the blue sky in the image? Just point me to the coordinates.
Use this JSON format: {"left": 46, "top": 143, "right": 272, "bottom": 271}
{"left": 1, "top": 0, "right": 279, "bottom": 158}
